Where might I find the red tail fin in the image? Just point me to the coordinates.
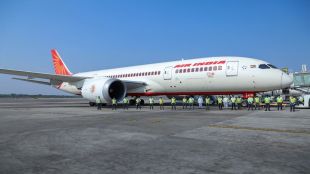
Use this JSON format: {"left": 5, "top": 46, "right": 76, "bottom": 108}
{"left": 51, "top": 49, "right": 72, "bottom": 76}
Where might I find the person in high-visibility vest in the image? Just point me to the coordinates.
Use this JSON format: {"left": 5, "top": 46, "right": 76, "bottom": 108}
{"left": 149, "top": 97, "right": 155, "bottom": 110}
{"left": 112, "top": 98, "right": 117, "bottom": 110}
{"left": 217, "top": 96, "right": 223, "bottom": 110}
{"left": 231, "top": 96, "right": 237, "bottom": 110}
{"left": 236, "top": 97, "right": 242, "bottom": 110}
{"left": 205, "top": 96, "right": 211, "bottom": 110}
{"left": 96, "top": 96, "right": 102, "bottom": 110}
{"left": 136, "top": 97, "right": 142, "bottom": 110}
{"left": 247, "top": 97, "right": 254, "bottom": 111}
{"left": 290, "top": 96, "right": 297, "bottom": 112}
{"left": 182, "top": 97, "right": 188, "bottom": 109}
{"left": 264, "top": 96, "right": 271, "bottom": 111}
{"left": 171, "top": 97, "right": 177, "bottom": 110}
{"left": 254, "top": 96, "right": 260, "bottom": 110}
{"left": 276, "top": 96, "right": 283, "bottom": 111}
{"left": 123, "top": 97, "right": 129, "bottom": 110}
{"left": 188, "top": 97, "right": 194, "bottom": 110}
{"left": 123, "top": 97, "right": 129, "bottom": 109}
{"left": 159, "top": 97, "right": 164, "bottom": 110}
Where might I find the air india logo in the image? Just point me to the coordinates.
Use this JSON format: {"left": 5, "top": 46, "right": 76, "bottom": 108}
{"left": 90, "top": 85, "right": 96, "bottom": 93}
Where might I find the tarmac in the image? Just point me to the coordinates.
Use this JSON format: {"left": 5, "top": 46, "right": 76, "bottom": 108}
{"left": 0, "top": 98, "right": 309, "bottom": 174}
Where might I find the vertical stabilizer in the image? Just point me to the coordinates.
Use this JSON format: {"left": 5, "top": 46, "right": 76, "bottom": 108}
{"left": 51, "top": 49, "right": 72, "bottom": 75}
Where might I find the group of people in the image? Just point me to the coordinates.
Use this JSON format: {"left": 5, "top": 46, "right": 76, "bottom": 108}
{"left": 95, "top": 95, "right": 303, "bottom": 112}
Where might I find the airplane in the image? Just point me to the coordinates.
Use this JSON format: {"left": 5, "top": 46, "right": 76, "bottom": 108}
{"left": 0, "top": 49, "right": 293, "bottom": 105}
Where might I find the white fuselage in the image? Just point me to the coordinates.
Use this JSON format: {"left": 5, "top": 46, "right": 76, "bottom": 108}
{"left": 58, "top": 56, "right": 293, "bottom": 96}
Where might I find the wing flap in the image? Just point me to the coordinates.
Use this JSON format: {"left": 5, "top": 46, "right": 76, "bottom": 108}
{"left": 0, "top": 68, "right": 86, "bottom": 82}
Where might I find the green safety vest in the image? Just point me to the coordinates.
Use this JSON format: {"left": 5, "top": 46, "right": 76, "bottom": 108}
{"left": 183, "top": 98, "right": 187, "bottom": 103}
{"left": 218, "top": 98, "right": 223, "bottom": 104}
{"left": 264, "top": 97, "right": 270, "bottom": 104}
{"left": 96, "top": 98, "right": 101, "bottom": 104}
{"left": 123, "top": 98, "right": 128, "bottom": 104}
{"left": 205, "top": 98, "right": 211, "bottom": 104}
{"left": 231, "top": 97, "right": 236, "bottom": 103}
{"left": 290, "top": 97, "right": 296, "bottom": 104}
{"left": 112, "top": 99, "right": 117, "bottom": 104}
{"left": 236, "top": 98, "right": 242, "bottom": 104}
{"left": 171, "top": 98, "right": 176, "bottom": 104}
{"left": 159, "top": 98, "right": 164, "bottom": 104}
{"left": 254, "top": 97, "right": 260, "bottom": 103}
{"left": 277, "top": 97, "right": 283, "bottom": 103}
{"left": 189, "top": 98, "right": 194, "bottom": 104}
{"left": 136, "top": 98, "right": 141, "bottom": 104}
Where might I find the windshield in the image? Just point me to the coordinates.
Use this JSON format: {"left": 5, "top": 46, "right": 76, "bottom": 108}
{"left": 267, "top": 64, "right": 278, "bottom": 69}
{"left": 258, "top": 64, "right": 270, "bottom": 69}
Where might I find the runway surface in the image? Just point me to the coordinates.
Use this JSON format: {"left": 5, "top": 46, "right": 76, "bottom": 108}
{"left": 0, "top": 98, "right": 309, "bottom": 174}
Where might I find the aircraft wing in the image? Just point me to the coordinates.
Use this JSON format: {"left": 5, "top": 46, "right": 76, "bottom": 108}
{"left": 12, "top": 77, "right": 51, "bottom": 85}
{"left": 0, "top": 68, "right": 87, "bottom": 82}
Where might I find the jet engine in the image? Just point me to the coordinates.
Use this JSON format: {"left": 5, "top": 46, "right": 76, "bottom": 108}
{"left": 81, "top": 77, "right": 127, "bottom": 103}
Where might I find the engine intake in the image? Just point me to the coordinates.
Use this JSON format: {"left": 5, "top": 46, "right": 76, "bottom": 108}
{"left": 81, "top": 77, "right": 126, "bottom": 103}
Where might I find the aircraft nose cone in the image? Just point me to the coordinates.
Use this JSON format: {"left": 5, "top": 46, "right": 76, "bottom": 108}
{"left": 281, "top": 73, "right": 293, "bottom": 88}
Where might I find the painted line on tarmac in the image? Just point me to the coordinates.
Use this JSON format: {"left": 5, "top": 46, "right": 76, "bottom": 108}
{"left": 208, "top": 124, "right": 310, "bottom": 135}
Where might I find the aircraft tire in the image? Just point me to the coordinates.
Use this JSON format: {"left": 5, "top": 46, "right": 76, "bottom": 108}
{"left": 89, "top": 102, "right": 96, "bottom": 107}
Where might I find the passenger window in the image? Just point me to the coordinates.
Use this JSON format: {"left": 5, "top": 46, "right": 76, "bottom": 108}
{"left": 155, "top": 71, "right": 157, "bottom": 75}
{"left": 218, "top": 66, "right": 222, "bottom": 70}
{"left": 259, "top": 64, "right": 270, "bottom": 69}
{"left": 158, "top": 71, "right": 161, "bottom": 75}
{"left": 200, "top": 67, "right": 203, "bottom": 71}
{"left": 209, "top": 67, "right": 212, "bottom": 71}
{"left": 175, "top": 69, "right": 179, "bottom": 73}
{"left": 148, "top": 72, "right": 151, "bottom": 75}
{"left": 213, "top": 66, "right": 217, "bottom": 71}
{"left": 183, "top": 69, "right": 187, "bottom": 73}
{"left": 195, "top": 68, "right": 199, "bottom": 72}
{"left": 191, "top": 68, "right": 195, "bottom": 72}
{"left": 187, "top": 68, "right": 190, "bottom": 72}
{"left": 204, "top": 67, "right": 208, "bottom": 71}
{"left": 151, "top": 72, "right": 154, "bottom": 75}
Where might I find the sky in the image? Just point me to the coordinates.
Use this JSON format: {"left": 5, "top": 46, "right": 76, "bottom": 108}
{"left": 0, "top": 0, "right": 309, "bottom": 95}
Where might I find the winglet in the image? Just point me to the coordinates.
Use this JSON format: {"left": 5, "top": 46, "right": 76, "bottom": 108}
{"left": 51, "top": 49, "right": 72, "bottom": 76}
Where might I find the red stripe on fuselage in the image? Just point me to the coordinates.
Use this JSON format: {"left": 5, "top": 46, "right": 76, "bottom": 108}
{"left": 127, "top": 91, "right": 257, "bottom": 96}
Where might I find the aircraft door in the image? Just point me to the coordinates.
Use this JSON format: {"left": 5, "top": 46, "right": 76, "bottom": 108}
{"left": 163, "top": 66, "right": 172, "bottom": 80}
{"left": 226, "top": 61, "right": 239, "bottom": 76}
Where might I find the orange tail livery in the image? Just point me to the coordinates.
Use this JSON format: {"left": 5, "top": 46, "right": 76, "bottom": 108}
{"left": 51, "top": 49, "right": 72, "bottom": 76}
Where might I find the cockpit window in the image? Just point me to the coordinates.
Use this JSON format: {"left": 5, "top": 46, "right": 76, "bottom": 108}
{"left": 267, "top": 64, "right": 278, "bottom": 69}
{"left": 258, "top": 64, "right": 270, "bottom": 69}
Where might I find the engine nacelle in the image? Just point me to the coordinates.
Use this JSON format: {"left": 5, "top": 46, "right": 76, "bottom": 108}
{"left": 81, "top": 77, "right": 127, "bottom": 103}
